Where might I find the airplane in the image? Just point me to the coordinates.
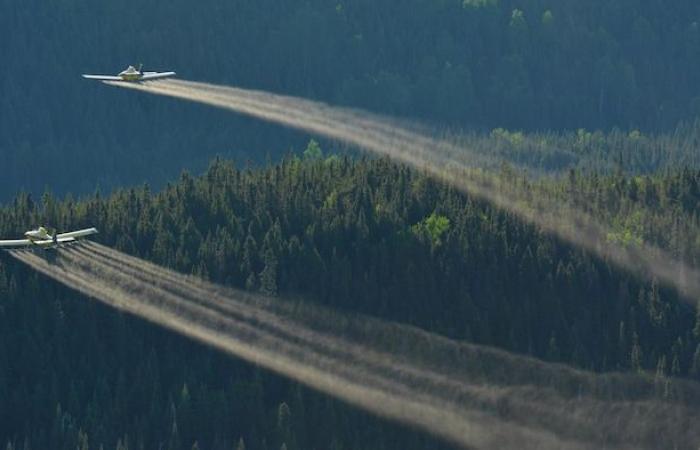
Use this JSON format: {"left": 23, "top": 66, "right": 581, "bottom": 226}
{"left": 0, "top": 226, "right": 99, "bottom": 249}
{"left": 82, "top": 64, "right": 175, "bottom": 82}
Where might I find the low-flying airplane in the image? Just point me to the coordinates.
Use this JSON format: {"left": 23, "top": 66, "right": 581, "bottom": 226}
{"left": 82, "top": 64, "right": 175, "bottom": 82}
{"left": 0, "top": 227, "right": 99, "bottom": 249}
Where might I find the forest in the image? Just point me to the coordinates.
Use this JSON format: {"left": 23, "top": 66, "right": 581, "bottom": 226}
{"left": 1, "top": 154, "right": 699, "bottom": 449}
{"left": 3, "top": 0, "right": 700, "bottom": 198}
{"left": 4, "top": 0, "right": 700, "bottom": 448}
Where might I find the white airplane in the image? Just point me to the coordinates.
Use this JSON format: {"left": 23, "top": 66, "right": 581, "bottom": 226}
{"left": 0, "top": 227, "right": 98, "bottom": 249}
{"left": 82, "top": 64, "right": 175, "bottom": 82}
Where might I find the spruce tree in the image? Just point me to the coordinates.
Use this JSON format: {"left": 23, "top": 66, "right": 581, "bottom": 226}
{"left": 630, "top": 333, "right": 643, "bottom": 372}
{"left": 691, "top": 344, "right": 700, "bottom": 379}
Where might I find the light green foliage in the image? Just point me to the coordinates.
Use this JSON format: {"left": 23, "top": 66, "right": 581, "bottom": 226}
{"left": 491, "top": 128, "right": 525, "bottom": 147}
{"left": 575, "top": 129, "right": 593, "bottom": 147}
{"left": 324, "top": 190, "right": 339, "bottom": 209}
{"left": 628, "top": 130, "right": 644, "bottom": 141}
{"left": 607, "top": 211, "right": 644, "bottom": 247}
{"left": 462, "top": 0, "right": 498, "bottom": 9}
{"left": 510, "top": 9, "right": 527, "bottom": 28}
{"left": 542, "top": 10, "right": 554, "bottom": 25}
{"left": 303, "top": 140, "right": 323, "bottom": 160}
{"left": 412, "top": 212, "right": 451, "bottom": 246}
{"left": 606, "top": 230, "right": 643, "bottom": 247}
{"left": 324, "top": 154, "right": 341, "bottom": 166}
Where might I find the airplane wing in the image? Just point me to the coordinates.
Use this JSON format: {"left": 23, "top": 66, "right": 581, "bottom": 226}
{"left": 28, "top": 237, "right": 76, "bottom": 247}
{"left": 56, "top": 228, "right": 99, "bottom": 240}
{"left": 141, "top": 71, "right": 176, "bottom": 81}
{"left": 0, "top": 239, "right": 33, "bottom": 248}
{"left": 82, "top": 74, "right": 123, "bottom": 81}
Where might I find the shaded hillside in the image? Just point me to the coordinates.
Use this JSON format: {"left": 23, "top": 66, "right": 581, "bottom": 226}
{"left": 3, "top": 0, "right": 700, "bottom": 198}
{"left": 1, "top": 157, "right": 699, "bottom": 449}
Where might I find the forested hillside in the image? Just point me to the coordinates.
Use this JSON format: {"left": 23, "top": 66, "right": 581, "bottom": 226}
{"left": 1, "top": 157, "right": 699, "bottom": 449}
{"left": 3, "top": 0, "right": 700, "bottom": 199}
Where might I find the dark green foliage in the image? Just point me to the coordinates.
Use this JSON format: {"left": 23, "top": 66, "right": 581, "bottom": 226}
{"left": 0, "top": 157, "right": 699, "bottom": 449}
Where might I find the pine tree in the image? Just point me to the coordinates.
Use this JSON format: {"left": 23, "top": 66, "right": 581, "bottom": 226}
{"left": 168, "top": 401, "right": 180, "bottom": 450}
{"left": 655, "top": 355, "right": 667, "bottom": 397}
{"left": 50, "top": 403, "right": 63, "bottom": 446}
{"left": 617, "top": 321, "right": 628, "bottom": 368}
{"left": 245, "top": 273, "right": 258, "bottom": 291}
{"left": 303, "top": 140, "right": 323, "bottom": 160}
{"left": 646, "top": 280, "right": 667, "bottom": 327}
{"left": 691, "top": 344, "right": 700, "bottom": 379}
{"left": 277, "top": 402, "right": 292, "bottom": 450}
{"left": 546, "top": 334, "right": 560, "bottom": 362}
{"left": 288, "top": 385, "right": 307, "bottom": 450}
{"left": 76, "top": 430, "right": 89, "bottom": 450}
{"left": 259, "top": 249, "right": 278, "bottom": 296}
{"left": 671, "top": 339, "right": 682, "bottom": 377}
{"left": 630, "top": 332, "right": 643, "bottom": 372}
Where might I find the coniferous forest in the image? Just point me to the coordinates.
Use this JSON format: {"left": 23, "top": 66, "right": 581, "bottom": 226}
{"left": 2, "top": 0, "right": 700, "bottom": 449}
{"left": 3, "top": 0, "right": 700, "bottom": 197}
{"left": 2, "top": 155, "right": 700, "bottom": 449}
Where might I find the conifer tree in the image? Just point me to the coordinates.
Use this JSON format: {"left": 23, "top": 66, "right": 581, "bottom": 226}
{"left": 630, "top": 333, "right": 643, "bottom": 372}
{"left": 277, "top": 402, "right": 292, "bottom": 450}
{"left": 259, "top": 249, "right": 278, "bottom": 296}
{"left": 691, "top": 344, "right": 700, "bottom": 379}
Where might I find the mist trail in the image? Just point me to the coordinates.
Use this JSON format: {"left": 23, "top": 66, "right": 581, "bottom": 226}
{"left": 53, "top": 244, "right": 618, "bottom": 443}
{"left": 9, "top": 245, "right": 578, "bottom": 450}
{"left": 76, "top": 242, "right": 689, "bottom": 400}
{"left": 105, "top": 79, "right": 700, "bottom": 305}
{"left": 9, "top": 245, "right": 700, "bottom": 449}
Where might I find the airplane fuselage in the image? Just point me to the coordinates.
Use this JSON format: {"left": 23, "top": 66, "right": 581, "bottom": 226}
{"left": 120, "top": 73, "right": 143, "bottom": 82}
{"left": 24, "top": 227, "right": 56, "bottom": 246}
{"left": 25, "top": 227, "right": 51, "bottom": 240}
{"left": 118, "top": 65, "right": 143, "bottom": 81}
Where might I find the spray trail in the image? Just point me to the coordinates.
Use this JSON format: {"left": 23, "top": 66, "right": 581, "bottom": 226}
{"left": 9, "top": 244, "right": 700, "bottom": 449}
{"left": 10, "top": 245, "right": 577, "bottom": 450}
{"left": 71, "top": 242, "right": 696, "bottom": 402}
{"left": 104, "top": 79, "right": 700, "bottom": 305}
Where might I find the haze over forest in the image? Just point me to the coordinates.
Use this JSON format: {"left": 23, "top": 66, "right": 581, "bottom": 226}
{"left": 2, "top": 1, "right": 700, "bottom": 449}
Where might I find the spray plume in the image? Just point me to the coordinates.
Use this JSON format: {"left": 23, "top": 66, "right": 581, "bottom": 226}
{"left": 9, "top": 244, "right": 700, "bottom": 449}
{"left": 104, "top": 79, "right": 700, "bottom": 305}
